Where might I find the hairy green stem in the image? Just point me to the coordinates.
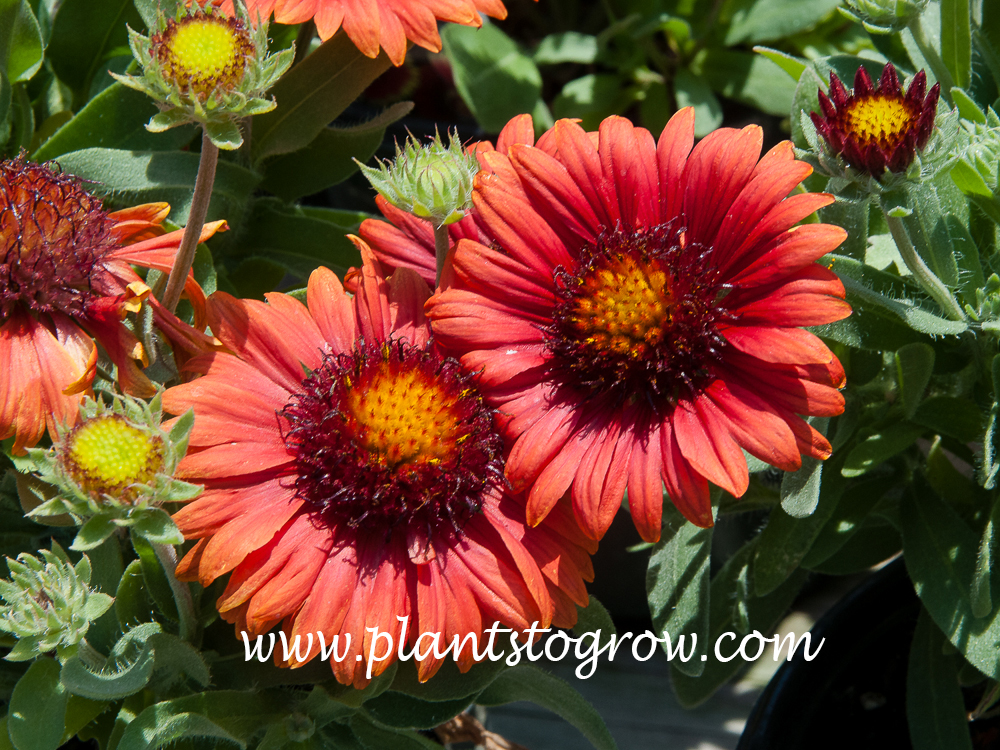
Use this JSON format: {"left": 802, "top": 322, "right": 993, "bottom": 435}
{"left": 161, "top": 129, "right": 219, "bottom": 314}
{"left": 76, "top": 638, "right": 106, "bottom": 668}
{"left": 885, "top": 212, "right": 965, "bottom": 321}
{"left": 433, "top": 223, "right": 450, "bottom": 287}
{"left": 151, "top": 542, "right": 198, "bottom": 643}
{"left": 908, "top": 16, "right": 955, "bottom": 101}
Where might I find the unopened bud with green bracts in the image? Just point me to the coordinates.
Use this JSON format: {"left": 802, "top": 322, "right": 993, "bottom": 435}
{"left": 356, "top": 129, "right": 480, "bottom": 228}
{"left": 840, "top": 0, "right": 929, "bottom": 34}
{"left": 0, "top": 544, "right": 112, "bottom": 662}
{"left": 22, "top": 392, "right": 201, "bottom": 552}
{"left": 113, "top": 0, "right": 293, "bottom": 149}
{"left": 952, "top": 108, "right": 1000, "bottom": 224}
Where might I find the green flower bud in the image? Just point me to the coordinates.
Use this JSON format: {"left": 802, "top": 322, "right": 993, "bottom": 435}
{"left": 22, "top": 392, "right": 201, "bottom": 552}
{"left": 356, "top": 129, "right": 480, "bottom": 228}
{"left": 0, "top": 544, "right": 112, "bottom": 662}
{"left": 951, "top": 108, "right": 1000, "bottom": 224}
{"left": 840, "top": 0, "right": 929, "bottom": 34}
{"left": 112, "top": 0, "right": 294, "bottom": 149}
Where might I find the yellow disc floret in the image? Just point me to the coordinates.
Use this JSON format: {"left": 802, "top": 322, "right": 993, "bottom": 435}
{"left": 345, "top": 362, "right": 465, "bottom": 468}
{"left": 571, "top": 253, "right": 673, "bottom": 360}
{"left": 843, "top": 94, "right": 918, "bottom": 152}
{"left": 62, "top": 415, "right": 165, "bottom": 502}
{"left": 154, "top": 12, "right": 253, "bottom": 99}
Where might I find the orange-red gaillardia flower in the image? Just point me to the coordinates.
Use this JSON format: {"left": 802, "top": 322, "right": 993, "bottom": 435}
{"left": 224, "top": 0, "right": 510, "bottom": 66}
{"left": 162, "top": 250, "right": 595, "bottom": 687}
{"left": 426, "top": 111, "right": 852, "bottom": 543}
{"left": 0, "top": 156, "right": 224, "bottom": 454}
{"left": 811, "top": 63, "right": 939, "bottom": 176}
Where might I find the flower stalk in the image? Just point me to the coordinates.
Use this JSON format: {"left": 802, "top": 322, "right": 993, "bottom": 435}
{"left": 884, "top": 210, "right": 965, "bottom": 321}
{"left": 162, "top": 130, "right": 219, "bottom": 314}
{"left": 151, "top": 541, "right": 198, "bottom": 643}
{"left": 433, "top": 224, "right": 450, "bottom": 287}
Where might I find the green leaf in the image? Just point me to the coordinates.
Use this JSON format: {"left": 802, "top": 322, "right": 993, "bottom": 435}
{"left": 646, "top": 502, "right": 712, "bottom": 676}
{"left": 234, "top": 201, "right": 362, "bottom": 282}
{"left": 828, "top": 254, "right": 968, "bottom": 337}
{"left": 724, "top": 0, "right": 841, "bottom": 44}
{"left": 84, "top": 534, "right": 125, "bottom": 654}
{"left": 694, "top": 48, "right": 797, "bottom": 116}
{"left": 130, "top": 533, "right": 179, "bottom": 623}
{"left": 572, "top": 595, "right": 616, "bottom": 649}
{"left": 901, "top": 476, "right": 1000, "bottom": 680}
{"left": 349, "top": 716, "right": 440, "bottom": 750}
{"left": 752, "top": 46, "right": 806, "bottom": 82}
{"left": 62, "top": 695, "right": 108, "bottom": 743}
{"left": 895, "top": 343, "right": 935, "bottom": 419}
{"left": 47, "top": 0, "right": 142, "bottom": 97}
{"left": 671, "top": 540, "right": 807, "bottom": 707}
{"left": 204, "top": 119, "right": 243, "bottom": 151}
{"left": 755, "top": 450, "right": 846, "bottom": 594}
{"left": 972, "top": 497, "right": 1000, "bottom": 619}
{"left": 60, "top": 623, "right": 161, "bottom": 701}
{"left": 389, "top": 657, "right": 507, "bottom": 704}
{"left": 7, "top": 658, "right": 68, "bottom": 750}
{"left": 673, "top": 68, "right": 722, "bottom": 138}
{"left": 133, "top": 0, "right": 178, "bottom": 31}
{"left": 116, "top": 690, "right": 293, "bottom": 750}
{"left": 801, "top": 474, "right": 897, "bottom": 568}
{"left": 952, "top": 87, "right": 986, "bottom": 123}
{"left": 251, "top": 32, "right": 392, "bottom": 162}
{"left": 553, "top": 73, "right": 632, "bottom": 131}
{"left": 912, "top": 396, "right": 985, "bottom": 442}
{"left": 534, "top": 32, "right": 598, "bottom": 65}
{"left": 363, "top": 692, "right": 474, "bottom": 730}
{"left": 780, "top": 418, "right": 828, "bottom": 517}
{"left": 72, "top": 514, "right": 118, "bottom": 551}
{"left": 130, "top": 508, "right": 183, "bottom": 545}
{"left": 477, "top": 664, "right": 618, "bottom": 750}
{"left": 906, "top": 609, "right": 974, "bottom": 750}
{"left": 443, "top": 21, "right": 544, "bottom": 134}
{"left": 260, "top": 102, "right": 412, "bottom": 203}
{"left": 33, "top": 84, "right": 196, "bottom": 161}
{"left": 52, "top": 148, "right": 259, "bottom": 225}
{"left": 945, "top": 214, "right": 984, "bottom": 305}
{"left": 842, "top": 421, "right": 925, "bottom": 477}
{"left": 0, "top": 0, "right": 43, "bottom": 84}
{"left": 115, "top": 559, "right": 156, "bottom": 630}
{"left": 940, "top": 0, "right": 972, "bottom": 90}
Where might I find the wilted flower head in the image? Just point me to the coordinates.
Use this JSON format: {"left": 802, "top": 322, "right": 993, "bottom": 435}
{"left": 114, "top": 0, "right": 293, "bottom": 149}
{"left": 23, "top": 393, "right": 201, "bottom": 551}
{"left": 811, "top": 63, "right": 939, "bottom": 177}
{"left": 840, "top": 0, "right": 929, "bottom": 34}
{"left": 0, "top": 544, "right": 112, "bottom": 662}
{"left": 356, "top": 130, "right": 480, "bottom": 228}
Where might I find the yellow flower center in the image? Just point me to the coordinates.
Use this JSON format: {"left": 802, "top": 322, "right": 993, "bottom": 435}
{"left": 345, "top": 361, "right": 465, "bottom": 468}
{"left": 843, "top": 94, "right": 917, "bottom": 151}
{"left": 63, "top": 415, "right": 164, "bottom": 501}
{"left": 570, "top": 253, "right": 672, "bottom": 360}
{"left": 155, "top": 13, "right": 252, "bottom": 99}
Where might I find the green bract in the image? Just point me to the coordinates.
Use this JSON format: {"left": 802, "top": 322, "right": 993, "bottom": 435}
{"left": 22, "top": 392, "right": 201, "bottom": 552}
{"left": 951, "top": 107, "right": 1000, "bottom": 224}
{"left": 0, "top": 544, "right": 112, "bottom": 662}
{"left": 356, "top": 129, "right": 480, "bottom": 227}
{"left": 839, "top": 0, "right": 929, "bottom": 34}
{"left": 112, "top": 0, "right": 294, "bottom": 150}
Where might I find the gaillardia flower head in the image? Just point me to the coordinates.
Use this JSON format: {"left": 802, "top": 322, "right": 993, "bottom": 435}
{"left": 115, "top": 1, "right": 293, "bottom": 149}
{"left": 811, "top": 63, "right": 940, "bottom": 177}
{"left": 23, "top": 393, "right": 201, "bottom": 551}
{"left": 426, "top": 111, "right": 852, "bottom": 542}
{"left": 357, "top": 129, "right": 480, "bottom": 228}
{"left": 162, "top": 250, "right": 595, "bottom": 687}
{"left": 0, "top": 544, "right": 112, "bottom": 662}
{"left": 221, "top": 0, "right": 512, "bottom": 66}
{"left": 0, "top": 155, "right": 224, "bottom": 454}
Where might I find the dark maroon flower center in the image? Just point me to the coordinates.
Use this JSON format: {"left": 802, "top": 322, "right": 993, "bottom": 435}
{"left": 279, "top": 339, "right": 504, "bottom": 539}
{"left": 545, "top": 222, "right": 729, "bottom": 410}
{"left": 0, "top": 157, "right": 117, "bottom": 321}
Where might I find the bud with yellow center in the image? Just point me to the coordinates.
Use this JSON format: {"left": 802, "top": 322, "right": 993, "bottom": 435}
{"left": 113, "top": 0, "right": 293, "bottom": 149}
{"left": 356, "top": 130, "right": 480, "bottom": 228}
{"left": 0, "top": 543, "right": 112, "bottom": 662}
{"left": 22, "top": 393, "right": 201, "bottom": 551}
